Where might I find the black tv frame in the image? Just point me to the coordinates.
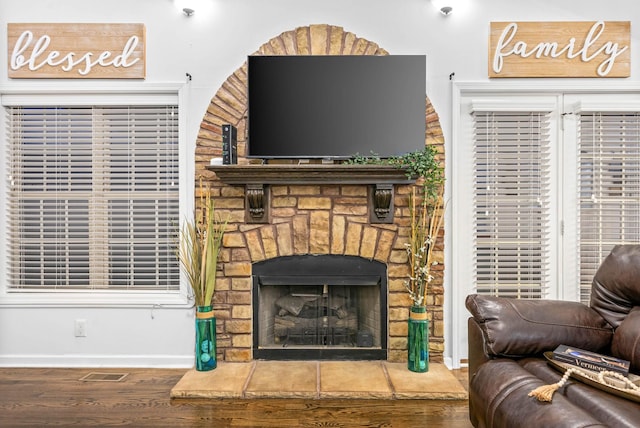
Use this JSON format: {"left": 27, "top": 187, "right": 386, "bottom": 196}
{"left": 247, "top": 54, "right": 426, "bottom": 160}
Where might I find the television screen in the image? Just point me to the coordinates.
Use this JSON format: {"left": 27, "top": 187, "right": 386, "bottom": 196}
{"left": 247, "top": 55, "right": 426, "bottom": 159}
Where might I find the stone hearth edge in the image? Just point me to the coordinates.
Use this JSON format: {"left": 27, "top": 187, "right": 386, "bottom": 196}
{"left": 170, "top": 361, "right": 467, "bottom": 400}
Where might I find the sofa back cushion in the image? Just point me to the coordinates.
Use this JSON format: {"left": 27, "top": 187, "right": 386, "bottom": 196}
{"left": 466, "top": 294, "right": 613, "bottom": 358}
{"left": 591, "top": 245, "right": 640, "bottom": 328}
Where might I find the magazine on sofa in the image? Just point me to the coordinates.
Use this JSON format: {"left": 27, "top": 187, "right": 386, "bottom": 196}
{"left": 552, "top": 345, "right": 630, "bottom": 376}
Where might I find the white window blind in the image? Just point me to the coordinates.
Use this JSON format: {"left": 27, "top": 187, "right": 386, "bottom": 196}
{"left": 6, "top": 105, "right": 180, "bottom": 292}
{"left": 578, "top": 112, "right": 640, "bottom": 303}
{"left": 473, "top": 111, "right": 552, "bottom": 298}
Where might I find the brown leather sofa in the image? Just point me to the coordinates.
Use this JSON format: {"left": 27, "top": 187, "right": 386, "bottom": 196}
{"left": 466, "top": 244, "right": 640, "bottom": 428}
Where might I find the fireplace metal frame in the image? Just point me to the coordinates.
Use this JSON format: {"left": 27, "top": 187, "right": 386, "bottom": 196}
{"left": 252, "top": 254, "right": 388, "bottom": 360}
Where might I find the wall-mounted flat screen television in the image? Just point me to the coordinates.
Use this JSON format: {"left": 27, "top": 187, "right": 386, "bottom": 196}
{"left": 247, "top": 55, "right": 426, "bottom": 159}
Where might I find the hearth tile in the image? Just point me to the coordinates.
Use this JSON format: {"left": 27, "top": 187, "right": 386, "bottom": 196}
{"left": 319, "top": 361, "right": 392, "bottom": 399}
{"left": 245, "top": 360, "right": 318, "bottom": 398}
{"left": 384, "top": 362, "right": 468, "bottom": 399}
{"left": 170, "top": 362, "right": 253, "bottom": 399}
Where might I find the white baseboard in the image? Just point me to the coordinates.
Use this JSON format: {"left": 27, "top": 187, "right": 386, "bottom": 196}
{"left": 443, "top": 356, "right": 468, "bottom": 370}
{"left": 444, "top": 356, "right": 454, "bottom": 369}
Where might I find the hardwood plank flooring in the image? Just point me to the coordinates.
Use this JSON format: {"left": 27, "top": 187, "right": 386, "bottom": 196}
{"left": 0, "top": 367, "right": 472, "bottom": 427}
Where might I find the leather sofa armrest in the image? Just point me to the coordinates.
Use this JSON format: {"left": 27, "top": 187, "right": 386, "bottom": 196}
{"left": 612, "top": 306, "right": 640, "bottom": 373}
{"left": 468, "top": 316, "right": 491, "bottom": 381}
{"left": 466, "top": 294, "right": 613, "bottom": 358}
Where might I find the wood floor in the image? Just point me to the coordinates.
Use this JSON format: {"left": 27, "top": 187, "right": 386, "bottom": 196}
{"left": 0, "top": 367, "right": 472, "bottom": 427}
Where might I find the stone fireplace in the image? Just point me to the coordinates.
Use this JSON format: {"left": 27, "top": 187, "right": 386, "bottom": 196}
{"left": 194, "top": 24, "right": 445, "bottom": 364}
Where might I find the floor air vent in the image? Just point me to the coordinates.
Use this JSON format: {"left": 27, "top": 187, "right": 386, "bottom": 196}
{"left": 79, "top": 372, "right": 128, "bottom": 382}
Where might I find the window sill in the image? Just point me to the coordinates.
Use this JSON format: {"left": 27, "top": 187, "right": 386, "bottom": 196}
{"left": 0, "top": 290, "right": 192, "bottom": 308}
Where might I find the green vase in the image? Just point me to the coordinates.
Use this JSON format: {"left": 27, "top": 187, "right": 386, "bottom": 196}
{"left": 195, "top": 305, "right": 217, "bottom": 371}
{"left": 408, "top": 305, "right": 429, "bottom": 373}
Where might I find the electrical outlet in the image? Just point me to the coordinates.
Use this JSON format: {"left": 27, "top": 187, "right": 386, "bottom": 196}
{"left": 74, "top": 319, "right": 87, "bottom": 337}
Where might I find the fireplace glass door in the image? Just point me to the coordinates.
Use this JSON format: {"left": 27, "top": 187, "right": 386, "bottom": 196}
{"left": 252, "top": 255, "right": 387, "bottom": 360}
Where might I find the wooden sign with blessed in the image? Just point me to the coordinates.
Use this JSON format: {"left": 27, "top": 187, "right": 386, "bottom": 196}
{"left": 489, "top": 21, "right": 630, "bottom": 78}
{"left": 8, "top": 23, "right": 146, "bottom": 79}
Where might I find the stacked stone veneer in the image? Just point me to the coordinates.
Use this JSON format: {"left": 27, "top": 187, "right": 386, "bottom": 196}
{"left": 195, "top": 24, "right": 445, "bottom": 363}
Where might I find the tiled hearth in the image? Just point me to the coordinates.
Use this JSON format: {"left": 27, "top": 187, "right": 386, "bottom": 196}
{"left": 194, "top": 24, "right": 446, "bottom": 364}
{"left": 170, "top": 361, "right": 467, "bottom": 400}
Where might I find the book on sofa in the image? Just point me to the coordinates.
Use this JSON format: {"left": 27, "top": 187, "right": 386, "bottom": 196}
{"left": 553, "top": 344, "right": 630, "bottom": 376}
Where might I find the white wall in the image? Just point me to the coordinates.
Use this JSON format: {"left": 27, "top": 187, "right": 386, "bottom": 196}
{"left": 0, "top": 0, "right": 638, "bottom": 367}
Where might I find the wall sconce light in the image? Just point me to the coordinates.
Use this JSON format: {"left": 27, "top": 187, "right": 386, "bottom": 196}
{"left": 431, "top": 0, "right": 453, "bottom": 16}
{"left": 175, "top": 0, "right": 196, "bottom": 17}
{"left": 176, "top": 0, "right": 215, "bottom": 18}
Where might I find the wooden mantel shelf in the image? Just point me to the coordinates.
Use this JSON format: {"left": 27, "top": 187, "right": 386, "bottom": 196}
{"left": 206, "top": 164, "right": 415, "bottom": 224}
{"left": 206, "top": 164, "right": 415, "bottom": 185}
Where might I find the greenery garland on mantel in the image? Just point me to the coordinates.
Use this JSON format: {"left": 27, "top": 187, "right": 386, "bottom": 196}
{"left": 346, "top": 146, "right": 443, "bottom": 197}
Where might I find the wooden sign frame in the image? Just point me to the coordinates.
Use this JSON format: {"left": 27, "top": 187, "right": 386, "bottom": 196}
{"left": 8, "top": 23, "right": 146, "bottom": 79}
{"left": 489, "top": 21, "right": 630, "bottom": 78}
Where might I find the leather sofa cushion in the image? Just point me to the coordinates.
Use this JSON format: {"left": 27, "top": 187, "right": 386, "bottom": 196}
{"left": 522, "top": 358, "right": 640, "bottom": 428}
{"left": 470, "top": 359, "right": 608, "bottom": 428}
{"left": 466, "top": 294, "right": 613, "bottom": 358}
{"left": 611, "top": 306, "right": 640, "bottom": 374}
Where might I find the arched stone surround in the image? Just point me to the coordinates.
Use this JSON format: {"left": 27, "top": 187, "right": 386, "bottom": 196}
{"left": 196, "top": 24, "right": 445, "bottom": 363}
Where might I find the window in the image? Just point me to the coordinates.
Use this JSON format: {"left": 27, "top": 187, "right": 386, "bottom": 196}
{"left": 3, "top": 94, "right": 181, "bottom": 301}
{"left": 451, "top": 87, "right": 640, "bottom": 365}
{"left": 472, "top": 110, "right": 552, "bottom": 298}
{"left": 456, "top": 91, "right": 640, "bottom": 306}
{"left": 575, "top": 109, "right": 640, "bottom": 302}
